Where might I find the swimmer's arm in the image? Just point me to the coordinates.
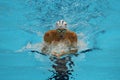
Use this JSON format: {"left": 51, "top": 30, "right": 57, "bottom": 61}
{"left": 69, "top": 32, "right": 78, "bottom": 54}
{"left": 69, "top": 45, "right": 78, "bottom": 53}
{"left": 41, "top": 32, "right": 52, "bottom": 54}
{"left": 41, "top": 43, "right": 50, "bottom": 54}
{"left": 51, "top": 44, "right": 78, "bottom": 58}
{"left": 59, "top": 43, "right": 78, "bottom": 57}
{"left": 56, "top": 33, "right": 78, "bottom": 57}
{"left": 55, "top": 48, "right": 78, "bottom": 58}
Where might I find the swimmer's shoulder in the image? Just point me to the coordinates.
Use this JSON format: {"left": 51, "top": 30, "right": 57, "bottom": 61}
{"left": 67, "top": 30, "right": 77, "bottom": 37}
{"left": 66, "top": 30, "right": 77, "bottom": 42}
{"left": 45, "top": 30, "right": 57, "bottom": 34}
{"left": 44, "top": 30, "right": 57, "bottom": 42}
{"left": 44, "top": 30, "right": 57, "bottom": 36}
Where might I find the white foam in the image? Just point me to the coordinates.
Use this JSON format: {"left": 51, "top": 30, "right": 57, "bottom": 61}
{"left": 16, "top": 42, "right": 43, "bottom": 53}
{"left": 16, "top": 29, "right": 88, "bottom": 61}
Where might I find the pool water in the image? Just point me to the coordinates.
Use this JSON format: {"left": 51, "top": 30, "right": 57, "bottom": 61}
{"left": 0, "top": 0, "right": 120, "bottom": 80}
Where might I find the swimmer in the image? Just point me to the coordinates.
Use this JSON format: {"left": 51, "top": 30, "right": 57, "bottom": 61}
{"left": 42, "top": 20, "right": 78, "bottom": 57}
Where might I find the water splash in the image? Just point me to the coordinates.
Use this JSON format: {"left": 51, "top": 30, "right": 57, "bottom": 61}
{"left": 22, "top": 0, "right": 109, "bottom": 49}
{"left": 16, "top": 0, "right": 109, "bottom": 79}
{"left": 16, "top": 39, "right": 87, "bottom": 55}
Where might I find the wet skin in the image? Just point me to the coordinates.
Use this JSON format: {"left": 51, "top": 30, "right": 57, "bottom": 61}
{"left": 42, "top": 28, "right": 78, "bottom": 57}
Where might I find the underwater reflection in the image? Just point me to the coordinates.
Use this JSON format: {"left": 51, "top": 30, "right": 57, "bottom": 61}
{"left": 47, "top": 48, "right": 96, "bottom": 80}
{"left": 31, "top": 48, "right": 97, "bottom": 80}
{"left": 48, "top": 56, "right": 74, "bottom": 80}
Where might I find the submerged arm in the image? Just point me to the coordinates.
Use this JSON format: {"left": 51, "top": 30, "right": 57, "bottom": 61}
{"left": 56, "top": 32, "right": 78, "bottom": 57}
{"left": 57, "top": 42, "right": 78, "bottom": 57}
{"left": 41, "top": 32, "right": 52, "bottom": 54}
{"left": 41, "top": 43, "right": 50, "bottom": 54}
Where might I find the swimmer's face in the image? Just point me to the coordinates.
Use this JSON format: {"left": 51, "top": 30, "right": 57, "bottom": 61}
{"left": 56, "top": 28, "right": 67, "bottom": 38}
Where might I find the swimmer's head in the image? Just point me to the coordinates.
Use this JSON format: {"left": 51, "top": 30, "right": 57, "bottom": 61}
{"left": 56, "top": 20, "right": 67, "bottom": 38}
{"left": 56, "top": 20, "right": 67, "bottom": 29}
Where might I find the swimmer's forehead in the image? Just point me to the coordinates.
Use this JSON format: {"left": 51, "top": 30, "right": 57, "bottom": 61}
{"left": 56, "top": 20, "right": 67, "bottom": 29}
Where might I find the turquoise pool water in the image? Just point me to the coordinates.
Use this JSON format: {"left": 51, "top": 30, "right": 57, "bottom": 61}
{"left": 0, "top": 0, "right": 120, "bottom": 80}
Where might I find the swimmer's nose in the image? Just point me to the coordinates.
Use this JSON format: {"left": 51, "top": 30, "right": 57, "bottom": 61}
{"left": 60, "top": 35, "right": 63, "bottom": 38}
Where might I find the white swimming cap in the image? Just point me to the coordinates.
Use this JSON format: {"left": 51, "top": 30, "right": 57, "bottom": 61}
{"left": 56, "top": 20, "right": 67, "bottom": 29}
